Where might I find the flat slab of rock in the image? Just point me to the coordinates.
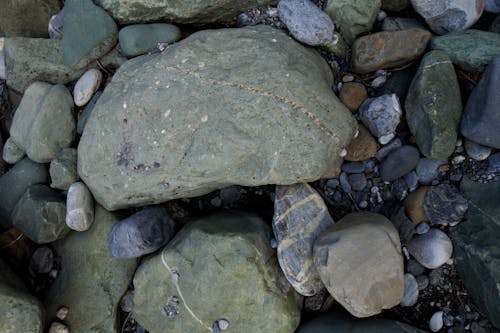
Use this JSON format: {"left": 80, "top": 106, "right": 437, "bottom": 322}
{"left": 78, "top": 26, "right": 356, "bottom": 210}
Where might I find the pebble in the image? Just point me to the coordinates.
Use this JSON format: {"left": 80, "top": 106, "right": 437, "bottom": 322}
{"left": 404, "top": 186, "right": 428, "bottom": 225}
{"left": 2, "top": 137, "right": 25, "bottom": 164}
{"left": 48, "top": 8, "right": 64, "bottom": 39}
{"left": 392, "top": 177, "right": 409, "bottom": 201}
{"left": 218, "top": 319, "right": 230, "bottom": 330}
{"left": 219, "top": 186, "right": 244, "bottom": 206}
{"left": 342, "top": 162, "right": 365, "bottom": 174}
{"left": 348, "top": 173, "right": 367, "bottom": 192}
{"left": 376, "top": 137, "right": 402, "bottom": 160}
{"left": 118, "top": 23, "right": 181, "bottom": 57}
{"left": 210, "top": 196, "right": 222, "bottom": 207}
{"left": 485, "top": 0, "right": 500, "bottom": 12}
{"left": 66, "top": 182, "right": 95, "bottom": 232}
{"left": 359, "top": 94, "right": 402, "bottom": 141}
{"left": 452, "top": 155, "right": 466, "bottom": 165}
{"left": 430, "top": 311, "right": 444, "bottom": 332}
{"left": 73, "top": 68, "right": 103, "bottom": 106}
{"left": 424, "top": 184, "right": 468, "bottom": 226}
{"left": 339, "top": 82, "right": 367, "bottom": 112}
{"left": 344, "top": 125, "right": 378, "bottom": 161}
{"left": 49, "top": 148, "right": 78, "bottom": 191}
{"left": 464, "top": 140, "right": 492, "bottom": 161}
{"left": 77, "top": 91, "right": 102, "bottom": 135}
{"left": 404, "top": 171, "right": 418, "bottom": 192}
{"left": 382, "top": 17, "right": 427, "bottom": 31}
{"left": 29, "top": 246, "right": 54, "bottom": 274}
{"left": 416, "top": 221, "right": 430, "bottom": 234}
{"left": 408, "top": 229, "right": 453, "bottom": 269}
{"left": 56, "top": 306, "right": 69, "bottom": 320}
{"left": 49, "top": 322, "right": 70, "bottom": 333}
{"left": 416, "top": 158, "right": 445, "bottom": 185}
{"left": 380, "top": 145, "right": 420, "bottom": 182}
{"left": 339, "top": 172, "right": 352, "bottom": 193}
{"left": 416, "top": 275, "right": 429, "bottom": 290}
{"left": 400, "top": 273, "right": 419, "bottom": 307}
{"left": 371, "top": 75, "right": 387, "bottom": 88}
{"left": 407, "top": 259, "right": 425, "bottom": 276}
{"left": 0, "top": 50, "right": 5, "bottom": 80}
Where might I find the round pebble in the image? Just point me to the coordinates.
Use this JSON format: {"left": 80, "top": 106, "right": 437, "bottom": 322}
{"left": 339, "top": 82, "right": 368, "bottom": 111}
{"left": 66, "top": 182, "right": 95, "bottom": 231}
{"left": 121, "top": 290, "right": 134, "bottom": 312}
{"left": 218, "top": 319, "right": 230, "bottom": 330}
{"left": 407, "top": 259, "right": 425, "bottom": 276}
{"left": 464, "top": 139, "right": 492, "bottom": 161}
{"left": 380, "top": 145, "right": 420, "bottom": 182}
{"left": 485, "top": 0, "right": 500, "bottom": 13}
{"left": 408, "top": 229, "right": 453, "bottom": 269}
{"left": 416, "top": 158, "right": 445, "bottom": 185}
{"left": 73, "top": 68, "right": 103, "bottom": 106}
{"left": 2, "top": 137, "right": 25, "bottom": 164}
{"left": 416, "top": 275, "right": 429, "bottom": 290}
{"left": 339, "top": 172, "right": 352, "bottom": 193}
{"left": 49, "top": 322, "right": 70, "bottom": 333}
{"left": 416, "top": 221, "right": 430, "bottom": 234}
{"left": 429, "top": 311, "right": 444, "bottom": 332}
{"left": 348, "top": 173, "right": 367, "bottom": 192}
{"left": 400, "top": 273, "right": 419, "bottom": 307}
{"left": 342, "top": 162, "right": 365, "bottom": 174}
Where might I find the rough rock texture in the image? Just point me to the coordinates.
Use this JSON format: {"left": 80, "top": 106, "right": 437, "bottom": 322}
{"left": 78, "top": 26, "right": 356, "bottom": 210}
{"left": 405, "top": 51, "right": 462, "bottom": 160}
{"left": 119, "top": 24, "right": 181, "bottom": 57}
{"left": 133, "top": 212, "right": 303, "bottom": 333}
{"left": 0, "top": 0, "right": 60, "bottom": 38}
{"left": 424, "top": 184, "right": 468, "bottom": 226}
{"left": 95, "top": 0, "right": 276, "bottom": 24}
{"left": 450, "top": 177, "right": 500, "bottom": 327}
{"left": 49, "top": 148, "right": 78, "bottom": 190}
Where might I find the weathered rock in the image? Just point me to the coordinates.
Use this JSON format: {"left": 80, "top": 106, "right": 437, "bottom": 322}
{"left": 450, "top": 177, "right": 500, "bottom": 327}
{"left": 424, "top": 184, "right": 468, "bottom": 226}
{"left": 339, "top": 82, "right": 367, "bottom": 112}
{"left": 380, "top": 145, "right": 420, "bottom": 182}
{"left": 2, "top": 137, "right": 25, "bottom": 164}
{"left": 382, "top": 0, "right": 411, "bottom": 11}
{"left": 345, "top": 125, "right": 378, "bottom": 161}
{"left": 359, "top": 93, "right": 402, "bottom": 143}
{"left": 65, "top": 182, "right": 94, "bottom": 232}
{"left": 78, "top": 26, "right": 356, "bottom": 210}
{"left": 313, "top": 212, "right": 404, "bottom": 317}
{"left": 408, "top": 229, "right": 453, "bottom": 269}
{"left": 50, "top": 148, "right": 78, "bottom": 190}
{"left": 9, "top": 82, "right": 75, "bottom": 163}
{"left": 119, "top": 23, "right": 181, "bottom": 57}
{"left": 77, "top": 91, "right": 102, "bottom": 135}
{"left": 352, "top": 29, "right": 431, "bottom": 74}
{"left": 400, "top": 273, "right": 419, "bottom": 307}
{"left": 45, "top": 205, "right": 138, "bottom": 333}
{"left": 133, "top": 212, "right": 303, "bottom": 333}
{"left": 405, "top": 51, "right": 462, "bottom": 160}
{"left": 0, "top": 0, "right": 60, "bottom": 38}
{"left": 73, "top": 68, "right": 102, "bottom": 106}
{"left": 273, "top": 183, "right": 334, "bottom": 296}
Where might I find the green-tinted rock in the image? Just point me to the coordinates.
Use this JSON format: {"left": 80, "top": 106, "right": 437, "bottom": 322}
{"left": 50, "top": 148, "right": 78, "bottom": 190}
{"left": 325, "top": 0, "right": 381, "bottom": 44}
{"left": 45, "top": 205, "right": 138, "bottom": 333}
{"left": 133, "top": 212, "right": 303, "bottom": 333}
{"left": 381, "top": 0, "right": 411, "bottom": 11}
{"left": 450, "top": 177, "right": 500, "bottom": 327}
{"left": 9, "top": 82, "right": 75, "bottom": 163}
{"left": 430, "top": 30, "right": 500, "bottom": 72}
{"left": 78, "top": 26, "right": 356, "bottom": 210}
{"left": 11, "top": 184, "right": 68, "bottom": 244}
{"left": 405, "top": 51, "right": 462, "bottom": 160}
{"left": 62, "top": 0, "right": 118, "bottom": 69}
{"left": 0, "top": 259, "right": 45, "bottom": 333}
{"left": 95, "top": 0, "right": 276, "bottom": 24}
{"left": 377, "top": 66, "right": 416, "bottom": 103}
{"left": 77, "top": 91, "right": 102, "bottom": 135}
{"left": 0, "top": 0, "right": 60, "bottom": 38}
{"left": 2, "top": 137, "right": 25, "bottom": 164}
{"left": 119, "top": 23, "right": 181, "bottom": 57}
{"left": 0, "top": 158, "right": 48, "bottom": 228}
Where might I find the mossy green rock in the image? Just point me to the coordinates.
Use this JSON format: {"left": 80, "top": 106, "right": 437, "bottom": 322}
{"left": 44, "top": 205, "right": 138, "bottom": 333}
{"left": 430, "top": 30, "right": 500, "bottom": 72}
{"left": 119, "top": 23, "right": 181, "bottom": 57}
{"left": 78, "top": 26, "right": 356, "bottom": 210}
{"left": 133, "top": 212, "right": 303, "bottom": 333}
{"left": 50, "top": 148, "right": 78, "bottom": 190}
{"left": 450, "top": 177, "right": 500, "bottom": 327}
{"left": 405, "top": 51, "right": 462, "bottom": 160}
{"left": 0, "top": 0, "right": 60, "bottom": 38}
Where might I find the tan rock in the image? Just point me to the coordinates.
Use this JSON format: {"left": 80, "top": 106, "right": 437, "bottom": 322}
{"left": 340, "top": 82, "right": 367, "bottom": 112}
{"left": 345, "top": 125, "right": 378, "bottom": 161}
{"left": 404, "top": 186, "right": 429, "bottom": 225}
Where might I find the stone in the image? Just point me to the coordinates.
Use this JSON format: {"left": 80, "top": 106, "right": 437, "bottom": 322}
{"left": 429, "top": 30, "right": 500, "bottom": 72}
{"left": 450, "top": 177, "right": 500, "bottom": 327}
{"left": 377, "top": 67, "right": 416, "bottom": 104}
{"left": 487, "top": 152, "right": 500, "bottom": 174}
{"left": 416, "top": 158, "right": 445, "bottom": 185}
{"left": 278, "top": 0, "right": 336, "bottom": 46}
{"left": 429, "top": 311, "right": 444, "bottom": 332}
{"left": 108, "top": 205, "right": 175, "bottom": 258}
{"left": 321, "top": 32, "right": 349, "bottom": 58}
{"left": 11, "top": 184, "right": 69, "bottom": 244}
{"left": 464, "top": 140, "right": 492, "bottom": 161}
{"left": 119, "top": 23, "right": 181, "bottom": 57}
{"left": 342, "top": 162, "right": 365, "bottom": 173}
{"left": 408, "top": 228, "right": 453, "bottom": 269}
{"left": 382, "top": 0, "right": 411, "bottom": 11}
{"left": 65, "top": 182, "right": 94, "bottom": 232}
{"left": 272, "top": 183, "right": 335, "bottom": 296}
{"left": 133, "top": 212, "right": 303, "bottom": 332}
{"left": 359, "top": 94, "right": 402, "bottom": 141}
{"left": 0, "top": 158, "right": 48, "bottom": 228}
{"left": 415, "top": 221, "right": 430, "bottom": 234}
{"left": 44, "top": 205, "right": 138, "bottom": 332}
{"left": 348, "top": 173, "right": 367, "bottom": 191}
{"left": 405, "top": 50, "right": 462, "bottom": 160}
{"left": 29, "top": 246, "right": 54, "bottom": 274}
{"left": 390, "top": 206, "right": 414, "bottom": 245}
{"left": 407, "top": 259, "right": 425, "bottom": 276}
{"left": 404, "top": 186, "right": 429, "bottom": 225}
{"left": 0, "top": 51, "right": 5, "bottom": 80}
{"left": 49, "top": 148, "right": 78, "bottom": 190}
{"left": 2, "top": 137, "right": 25, "bottom": 164}
{"left": 461, "top": 56, "right": 500, "bottom": 149}
{"left": 339, "top": 82, "right": 367, "bottom": 112}
{"left": 48, "top": 322, "right": 69, "bottom": 333}
{"left": 376, "top": 137, "right": 402, "bottom": 160}
{"left": 380, "top": 145, "right": 420, "bottom": 182}
{"left": 0, "top": 0, "right": 60, "bottom": 38}
{"left": 405, "top": 171, "right": 418, "bottom": 191}
{"left": 352, "top": 29, "right": 431, "bottom": 74}
{"left": 48, "top": 9, "right": 64, "bottom": 39}
{"left": 400, "top": 273, "right": 419, "bottom": 307}
{"left": 382, "top": 17, "right": 428, "bottom": 31}
{"left": 313, "top": 212, "right": 404, "bottom": 317}
{"left": 485, "top": 0, "right": 500, "bottom": 12}
{"left": 345, "top": 125, "right": 378, "bottom": 161}
{"left": 424, "top": 184, "right": 468, "bottom": 226}
{"left": 77, "top": 91, "right": 101, "bottom": 135}
{"left": 78, "top": 26, "right": 356, "bottom": 210}
{"left": 9, "top": 82, "right": 75, "bottom": 163}
{"left": 491, "top": 15, "right": 500, "bottom": 32}
{"left": 324, "top": 0, "right": 381, "bottom": 44}
{"left": 410, "top": 0, "right": 483, "bottom": 35}
{"left": 73, "top": 68, "right": 102, "bottom": 106}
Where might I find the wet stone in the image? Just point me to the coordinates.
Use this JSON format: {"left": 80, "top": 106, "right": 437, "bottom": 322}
{"left": 416, "top": 158, "right": 445, "bottom": 185}
{"left": 400, "top": 273, "right": 419, "bottom": 307}
{"left": 342, "top": 162, "right": 365, "bottom": 174}
{"left": 345, "top": 125, "right": 378, "bottom": 162}
{"left": 49, "top": 148, "right": 78, "bottom": 191}
{"left": 29, "top": 246, "right": 54, "bottom": 274}
{"left": 407, "top": 259, "right": 425, "bottom": 276}
{"left": 2, "top": 137, "right": 25, "bottom": 164}
{"left": 66, "top": 182, "right": 94, "bottom": 232}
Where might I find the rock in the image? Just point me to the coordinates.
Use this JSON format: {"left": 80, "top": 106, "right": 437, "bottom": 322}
{"left": 405, "top": 51, "right": 462, "bottom": 160}
{"left": 429, "top": 311, "right": 444, "bottom": 332}
{"left": 119, "top": 23, "right": 181, "bottom": 57}
{"left": 450, "top": 177, "right": 500, "bottom": 327}
{"left": 430, "top": 30, "right": 500, "bottom": 72}
{"left": 0, "top": 0, "right": 60, "bottom": 38}
{"left": 9, "top": 82, "right": 75, "bottom": 163}
{"left": 342, "top": 162, "right": 365, "bottom": 173}
{"left": 380, "top": 145, "right": 420, "bottom": 182}
{"left": 50, "top": 148, "right": 78, "bottom": 190}
{"left": 415, "top": 221, "right": 430, "bottom": 234}
{"left": 11, "top": 184, "right": 69, "bottom": 244}
{"left": 108, "top": 206, "right": 175, "bottom": 258}
{"left": 339, "top": 82, "right": 367, "bottom": 112}
{"left": 485, "top": 0, "right": 500, "bottom": 12}
{"left": 382, "top": 0, "right": 411, "bottom": 11}
{"left": 321, "top": 32, "right": 349, "bottom": 58}
{"left": 400, "top": 273, "right": 419, "bottom": 307}
{"left": 62, "top": 0, "right": 117, "bottom": 69}
{"left": 0, "top": 158, "right": 48, "bottom": 228}
{"left": 278, "top": 0, "right": 336, "bottom": 46}
{"left": 65, "top": 182, "right": 94, "bottom": 232}
{"left": 133, "top": 212, "right": 303, "bottom": 332}
{"left": 77, "top": 91, "right": 101, "bottom": 135}
{"left": 78, "top": 26, "right": 356, "bottom": 210}
{"left": 487, "top": 152, "right": 500, "bottom": 174}
{"left": 272, "top": 183, "right": 335, "bottom": 296}
{"left": 377, "top": 67, "right": 416, "bottom": 104}
{"left": 464, "top": 140, "right": 492, "bottom": 161}
{"left": 313, "top": 212, "right": 404, "bottom": 317}
{"left": 29, "top": 246, "right": 54, "bottom": 274}
{"left": 408, "top": 228, "right": 453, "bottom": 269}
{"left": 376, "top": 137, "right": 402, "bottom": 160}
{"left": 348, "top": 173, "right": 367, "bottom": 191}
{"left": 0, "top": 51, "right": 5, "bottom": 80}
{"left": 404, "top": 186, "right": 429, "bottom": 225}
{"left": 48, "top": 9, "right": 65, "bottom": 39}
{"left": 324, "top": 0, "right": 381, "bottom": 44}
{"left": 2, "top": 137, "right": 25, "bottom": 164}
{"left": 461, "top": 56, "right": 500, "bottom": 149}
{"left": 416, "top": 158, "right": 445, "bottom": 185}
{"left": 352, "top": 29, "right": 431, "bottom": 74}
{"left": 390, "top": 206, "right": 414, "bottom": 245}
{"left": 44, "top": 205, "right": 138, "bottom": 332}
{"left": 382, "top": 17, "right": 427, "bottom": 31}
{"left": 410, "top": 0, "right": 483, "bottom": 35}
{"left": 345, "top": 125, "right": 378, "bottom": 161}
{"left": 424, "top": 184, "right": 468, "bottom": 226}
{"left": 339, "top": 172, "right": 352, "bottom": 192}
{"left": 491, "top": 15, "right": 500, "bottom": 32}
{"left": 407, "top": 259, "right": 425, "bottom": 276}
{"left": 405, "top": 171, "right": 418, "bottom": 191}
{"left": 359, "top": 94, "right": 402, "bottom": 142}
{"left": 73, "top": 68, "right": 102, "bottom": 106}
{"left": 48, "top": 322, "right": 69, "bottom": 333}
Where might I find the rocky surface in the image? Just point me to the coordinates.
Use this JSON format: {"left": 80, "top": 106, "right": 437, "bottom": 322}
{"left": 49, "top": 148, "right": 78, "bottom": 190}
{"left": 0, "top": 0, "right": 60, "bottom": 38}
{"left": 119, "top": 23, "right": 181, "bottom": 57}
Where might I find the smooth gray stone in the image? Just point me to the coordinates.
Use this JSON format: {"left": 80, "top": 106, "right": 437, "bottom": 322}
{"left": 380, "top": 146, "right": 420, "bottom": 182}
{"left": 119, "top": 23, "right": 181, "bottom": 57}
{"left": 2, "top": 137, "right": 25, "bottom": 164}
{"left": 464, "top": 140, "right": 492, "bottom": 161}
{"left": 408, "top": 228, "right": 453, "bottom": 269}
{"left": 342, "top": 162, "right": 365, "bottom": 174}
{"left": 485, "top": 0, "right": 500, "bottom": 13}
{"left": 400, "top": 273, "right": 419, "bottom": 307}
{"left": 66, "top": 181, "right": 94, "bottom": 232}
{"left": 348, "top": 173, "right": 367, "bottom": 191}
{"left": 406, "top": 259, "right": 425, "bottom": 276}
{"left": 50, "top": 148, "right": 78, "bottom": 190}
{"left": 416, "top": 158, "right": 445, "bottom": 185}
{"left": 376, "top": 137, "right": 402, "bottom": 161}
{"left": 77, "top": 91, "right": 101, "bottom": 135}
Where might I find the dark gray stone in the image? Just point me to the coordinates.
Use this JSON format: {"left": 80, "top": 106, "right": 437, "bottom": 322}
{"left": 348, "top": 173, "right": 367, "bottom": 191}
{"left": 491, "top": 15, "right": 500, "bottom": 32}
{"left": 404, "top": 171, "right": 418, "bottom": 191}
{"left": 408, "top": 228, "right": 453, "bottom": 269}
{"left": 381, "top": 17, "right": 427, "bottom": 31}
{"left": 390, "top": 205, "right": 414, "bottom": 245}
{"left": 485, "top": 0, "right": 500, "bottom": 13}
{"left": 407, "top": 259, "right": 425, "bottom": 276}
{"left": 342, "top": 162, "right": 365, "bottom": 174}
{"left": 376, "top": 137, "right": 402, "bottom": 161}
{"left": 0, "top": 0, "right": 60, "bottom": 38}
{"left": 29, "top": 246, "right": 54, "bottom": 274}
{"left": 380, "top": 146, "right": 420, "bottom": 182}
{"left": 392, "top": 177, "right": 409, "bottom": 201}
{"left": 77, "top": 91, "right": 101, "bottom": 135}
{"left": 464, "top": 140, "right": 492, "bottom": 161}
{"left": 416, "top": 158, "right": 445, "bottom": 185}
{"left": 400, "top": 273, "right": 419, "bottom": 307}
{"left": 359, "top": 94, "right": 402, "bottom": 142}
{"left": 487, "top": 152, "right": 500, "bottom": 174}
{"left": 339, "top": 172, "right": 352, "bottom": 192}
{"left": 119, "top": 24, "right": 181, "bottom": 57}
{"left": 424, "top": 184, "right": 468, "bottom": 226}
{"left": 377, "top": 67, "right": 416, "bottom": 104}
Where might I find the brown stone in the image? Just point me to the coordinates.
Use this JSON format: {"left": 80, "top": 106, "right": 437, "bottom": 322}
{"left": 340, "top": 82, "right": 368, "bottom": 112}
{"left": 404, "top": 186, "right": 429, "bottom": 225}
{"left": 352, "top": 29, "right": 431, "bottom": 74}
{"left": 345, "top": 125, "right": 378, "bottom": 161}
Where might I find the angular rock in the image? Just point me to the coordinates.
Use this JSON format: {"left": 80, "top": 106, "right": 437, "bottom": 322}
{"left": 73, "top": 68, "right": 102, "bottom": 106}
{"left": 377, "top": 67, "right": 416, "bottom": 104}
{"left": 2, "top": 137, "right": 25, "bottom": 164}
{"left": 77, "top": 91, "right": 102, "bottom": 135}
{"left": 133, "top": 212, "right": 303, "bottom": 332}
{"left": 339, "top": 82, "right": 367, "bottom": 112}
{"left": 9, "top": 82, "right": 75, "bottom": 163}
{"left": 0, "top": 0, "right": 60, "bottom": 38}
{"left": 405, "top": 51, "right": 462, "bottom": 160}
{"left": 78, "top": 26, "right": 356, "bottom": 210}
{"left": 44, "top": 205, "right": 138, "bottom": 332}
{"left": 50, "top": 148, "right": 78, "bottom": 190}
{"left": 408, "top": 228, "right": 453, "bottom": 269}
{"left": 272, "top": 183, "right": 335, "bottom": 296}
{"left": 380, "top": 145, "right": 420, "bottom": 182}
{"left": 352, "top": 29, "right": 431, "bottom": 74}
{"left": 65, "top": 182, "right": 94, "bottom": 232}
{"left": 382, "top": 0, "right": 411, "bottom": 11}
{"left": 313, "top": 212, "right": 404, "bottom": 317}
{"left": 119, "top": 23, "right": 181, "bottom": 57}
{"left": 359, "top": 93, "right": 402, "bottom": 142}
{"left": 424, "top": 184, "right": 468, "bottom": 226}
{"left": 345, "top": 125, "right": 378, "bottom": 161}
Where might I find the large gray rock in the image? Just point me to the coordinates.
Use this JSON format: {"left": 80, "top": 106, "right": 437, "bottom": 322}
{"left": 78, "top": 26, "right": 356, "bottom": 210}
{"left": 133, "top": 212, "right": 303, "bottom": 333}
{"left": 0, "top": 0, "right": 60, "bottom": 38}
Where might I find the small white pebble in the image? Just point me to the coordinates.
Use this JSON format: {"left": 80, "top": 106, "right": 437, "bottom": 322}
{"left": 49, "top": 269, "right": 58, "bottom": 279}
{"left": 218, "top": 319, "right": 230, "bottom": 330}
{"left": 56, "top": 306, "right": 69, "bottom": 320}
{"left": 377, "top": 10, "right": 387, "bottom": 21}
{"left": 353, "top": 129, "right": 359, "bottom": 138}
{"left": 339, "top": 148, "right": 347, "bottom": 157}
{"left": 342, "top": 74, "right": 355, "bottom": 82}
{"left": 49, "top": 322, "right": 70, "bottom": 333}
{"left": 456, "top": 138, "right": 463, "bottom": 147}
{"left": 429, "top": 311, "right": 444, "bottom": 332}
{"left": 378, "top": 133, "right": 395, "bottom": 145}
{"left": 201, "top": 115, "right": 208, "bottom": 122}
{"left": 446, "top": 258, "right": 454, "bottom": 265}
{"left": 452, "top": 155, "right": 466, "bottom": 165}
{"left": 371, "top": 75, "right": 387, "bottom": 88}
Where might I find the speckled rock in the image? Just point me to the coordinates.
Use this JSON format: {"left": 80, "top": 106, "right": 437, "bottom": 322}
{"left": 0, "top": 0, "right": 60, "bottom": 38}
{"left": 50, "top": 148, "right": 78, "bottom": 190}
{"left": 424, "top": 184, "right": 468, "bottom": 226}
{"left": 408, "top": 228, "right": 453, "bottom": 269}
{"left": 344, "top": 125, "right": 378, "bottom": 161}
{"left": 119, "top": 23, "right": 181, "bottom": 57}
{"left": 416, "top": 158, "right": 445, "bottom": 185}
{"left": 380, "top": 146, "right": 420, "bottom": 182}
{"left": 359, "top": 93, "right": 402, "bottom": 143}
{"left": 339, "top": 82, "right": 367, "bottom": 112}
